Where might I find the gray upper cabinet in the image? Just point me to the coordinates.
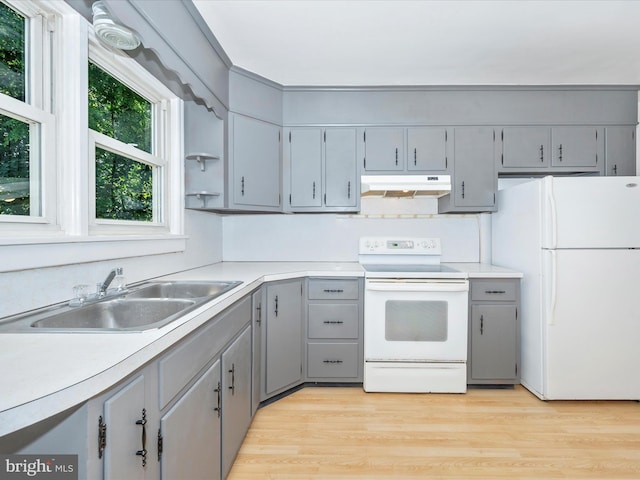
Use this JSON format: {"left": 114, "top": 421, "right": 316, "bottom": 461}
{"left": 287, "top": 127, "right": 358, "bottom": 212}
{"left": 551, "top": 126, "right": 601, "bottom": 169}
{"left": 407, "top": 127, "right": 449, "bottom": 172}
{"left": 363, "top": 127, "right": 404, "bottom": 171}
{"left": 229, "top": 113, "right": 281, "bottom": 211}
{"left": 439, "top": 127, "right": 497, "bottom": 213}
{"left": 289, "top": 128, "right": 323, "bottom": 208}
{"left": 500, "top": 126, "right": 550, "bottom": 169}
{"left": 605, "top": 126, "right": 636, "bottom": 176}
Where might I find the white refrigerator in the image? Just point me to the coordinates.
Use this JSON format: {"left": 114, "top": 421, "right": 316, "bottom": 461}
{"left": 492, "top": 176, "right": 640, "bottom": 400}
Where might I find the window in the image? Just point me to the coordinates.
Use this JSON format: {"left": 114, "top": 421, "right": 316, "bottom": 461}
{"left": 0, "top": 1, "right": 55, "bottom": 227}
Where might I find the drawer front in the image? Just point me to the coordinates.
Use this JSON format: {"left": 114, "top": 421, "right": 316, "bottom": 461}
{"left": 308, "top": 279, "right": 359, "bottom": 300}
{"left": 307, "top": 343, "right": 359, "bottom": 378}
{"left": 471, "top": 279, "right": 517, "bottom": 302}
{"left": 308, "top": 303, "right": 359, "bottom": 339}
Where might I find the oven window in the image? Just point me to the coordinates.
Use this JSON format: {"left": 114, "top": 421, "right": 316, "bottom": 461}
{"left": 385, "top": 301, "right": 448, "bottom": 341}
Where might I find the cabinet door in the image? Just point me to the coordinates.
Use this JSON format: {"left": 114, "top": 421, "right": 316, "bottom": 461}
{"left": 451, "top": 127, "right": 496, "bottom": 208}
{"left": 231, "top": 114, "right": 281, "bottom": 208}
{"left": 605, "top": 126, "right": 636, "bottom": 176}
{"left": 222, "top": 326, "right": 253, "bottom": 478}
{"left": 251, "top": 289, "right": 263, "bottom": 416}
{"left": 264, "top": 280, "right": 303, "bottom": 396}
{"left": 407, "top": 127, "right": 448, "bottom": 171}
{"left": 551, "top": 127, "right": 599, "bottom": 167}
{"left": 289, "top": 128, "right": 322, "bottom": 207}
{"left": 325, "top": 128, "right": 358, "bottom": 207}
{"left": 363, "top": 127, "right": 404, "bottom": 171}
{"left": 160, "top": 360, "right": 221, "bottom": 480}
{"left": 470, "top": 305, "right": 518, "bottom": 380}
{"left": 104, "top": 375, "right": 146, "bottom": 480}
{"left": 500, "top": 127, "right": 550, "bottom": 169}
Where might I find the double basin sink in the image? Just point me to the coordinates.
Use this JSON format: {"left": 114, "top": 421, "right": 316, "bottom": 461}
{"left": 0, "top": 281, "right": 241, "bottom": 333}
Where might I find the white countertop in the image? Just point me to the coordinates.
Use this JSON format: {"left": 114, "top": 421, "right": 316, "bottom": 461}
{"left": 0, "top": 261, "right": 520, "bottom": 437}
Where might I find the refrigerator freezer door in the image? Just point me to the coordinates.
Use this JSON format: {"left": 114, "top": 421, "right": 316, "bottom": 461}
{"left": 541, "top": 176, "right": 640, "bottom": 249}
{"left": 541, "top": 248, "right": 640, "bottom": 400}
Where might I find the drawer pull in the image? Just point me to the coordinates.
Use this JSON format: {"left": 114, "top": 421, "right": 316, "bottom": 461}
{"left": 323, "top": 289, "right": 344, "bottom": 293}
{"left": 323, "top": 359, "right": 343, "bottom": 364}
{"left": 323, "top": 320, "right": 344, "bottom": 325}
{"left": 485, "top": 290, "right": 506, "bottom": 294}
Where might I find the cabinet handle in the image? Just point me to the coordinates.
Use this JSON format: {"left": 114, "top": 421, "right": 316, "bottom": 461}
{"left": 395, "top": 148, "right": 398, "bottom": 165}
{"left": 241, "top": 176, "right": 245, "bottom": 196}
{"left": 347, "top": 181, "right": 351, "bottom": 199}
{"left": 157, "top": 429, "right": 163, "bottom": 462}
{"left": 613, "top": 164, "right": 618, "bottom": 175}
{"left": 540, "top": 144, "right": 544, "bottom": 162}
{"left": 274, "top": 295, "right": 278, "bottom": 317}
{"left": 135, "top": 408, "right": 147, "bottom": 467}
{"left": 461, "top": 181, "right": 465, "bottom": 199}
{"left": 323, "top": 289, "right": 344, "bottom": 293}
{"left": 256, "top": 303, "right": 262, "bottom": 326}
{"left": 312, "top": 181, "right": 316, "bottom": 199}
{"left": 228, "top": 364, "right": 236, "bottom": 395}
{"left": 485, "top": 290, "right": 506, "bottom": 294}
{"left": 558, "top": 144, "right": 563, "bottom": 162}
{"left": 98, "top": 416, "right": 107, "bottom": 459}
{"left": 323, "top": 320, "right": 344, "bottom": 325}
{"left": 414, "top": 148, "right": 417, "bottom": 165}
{"left": 323, "top": 359, "right": 343, "bottom": 364}
{"left": 480, "top": 315, "right": 484, "bottom": 335}
{"left": 213, "top": 381, "right": 222, "bottom": 417}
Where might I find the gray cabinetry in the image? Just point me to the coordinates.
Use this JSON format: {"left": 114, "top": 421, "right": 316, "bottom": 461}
{"left": 305, "top": 278, "right": 363, "bottom": 383}
{"left": 407, "top": 127, "right": 449, "bottom": 171}
{"left": 551, "top": 126, "right": 602, "bottom": 169}
{"left": 229, "top": 113, "right": 281, "bottom": 211}
{"left": 263, "top": 279, "right": 303, "bottom": 399}
{"left": 221, "top": 325, "right": 253, "bottom": 478}
{"left": 468, "top": 279, "right": 520, "bottom": 385}
{"left": 605, "top": 126, "right": 636, "bottom": 176}
{"left": 439, "top": 127, "right": 497, "bottom": 213}
{"left": 286, "top": 127, "right": 359, "bottom": 212}
{"left": 500, "top": 127, "right": 550, "bottom": 169}
{"left": 251, "top": 289, "right": 263, "bottom": 415}
{"left": 160, "top": 361, "right": 221, "bottom": 480}
{"left": 363, "top": 127, "right": 404, "bottom": 171}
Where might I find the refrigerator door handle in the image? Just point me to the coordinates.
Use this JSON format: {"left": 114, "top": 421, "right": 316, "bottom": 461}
{"left": 547, "top": 250, "right": 558, "bottom": 326}
{"left": 545, "top": 177, "right": 558, "bottom": 249}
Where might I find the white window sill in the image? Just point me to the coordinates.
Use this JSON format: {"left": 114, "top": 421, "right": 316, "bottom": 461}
{"left": 0, "top": 235, "right": 188, "bottom": 273}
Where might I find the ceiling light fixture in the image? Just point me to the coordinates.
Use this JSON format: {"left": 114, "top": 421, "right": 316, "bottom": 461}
{"left": 92, "top": 1, "right": 141, "bottom": 51}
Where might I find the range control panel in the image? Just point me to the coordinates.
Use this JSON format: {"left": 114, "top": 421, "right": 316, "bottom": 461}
{"left": 359, "top": 237, "right": 442, "bottom": 255}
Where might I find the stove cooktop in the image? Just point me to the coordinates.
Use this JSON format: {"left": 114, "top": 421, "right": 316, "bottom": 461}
{"left": 361, "top": 263, "right": 467, "bottom": 279}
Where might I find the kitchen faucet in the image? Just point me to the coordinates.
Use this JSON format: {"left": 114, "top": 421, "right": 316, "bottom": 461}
{"left": 99, "top": 268, "right": 122, "bottom": 297}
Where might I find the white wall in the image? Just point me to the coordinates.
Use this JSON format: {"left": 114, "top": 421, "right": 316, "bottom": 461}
{"left": 0, "top": 210, "right": 223, "bottom": 318}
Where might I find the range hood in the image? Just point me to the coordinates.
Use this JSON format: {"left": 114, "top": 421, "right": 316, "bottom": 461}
{"left": 361, "top": 175, "right": 451, "bottom": 198}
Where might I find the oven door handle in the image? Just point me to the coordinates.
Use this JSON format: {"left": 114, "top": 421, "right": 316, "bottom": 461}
{"left": 366, "top": 281, "right": 468, "bottom": 293}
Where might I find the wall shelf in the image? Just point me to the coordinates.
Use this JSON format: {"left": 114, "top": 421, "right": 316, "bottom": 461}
{"left": 186, "top": 191, "right": 221, "bottom": 208}
{"left": 185, "top": 153, "right": 220, "bottom": 172}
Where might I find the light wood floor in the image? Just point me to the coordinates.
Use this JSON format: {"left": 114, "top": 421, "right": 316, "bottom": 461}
{"left": 228, "top": 385, "right": 640, "bottom": 480}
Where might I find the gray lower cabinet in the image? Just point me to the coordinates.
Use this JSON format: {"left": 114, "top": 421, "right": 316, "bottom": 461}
{"left": 605, "top": 126, "right": 636, "bottom": 176}
{"left": 262, "top": 279, "right": 303, "bottom": 399}
{"left": 305, "top": 278, "right": 363, "bottom": 383}
{"left": 229, "top": 112, "right": 281, "bottom": 211}
{"left": 468, "top": 279, "right": 520, "bottom": 385}
{"left": 251, "top": 289, "right": 263, "bottom": 415}
{"left": 439, "top": 126, "right": 497, "bottom": 213}
{"left": 221, "top": 325, "right": 253, "bottom": 478}
{"left": 160, "top": 361, "right": 221, "bottom": 480}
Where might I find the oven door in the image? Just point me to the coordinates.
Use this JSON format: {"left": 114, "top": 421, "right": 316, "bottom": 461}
{"left": 364, "top": 278, "right": 469, "bottom": 362}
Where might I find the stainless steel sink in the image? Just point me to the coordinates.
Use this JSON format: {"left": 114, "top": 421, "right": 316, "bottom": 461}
{"left": 0, "top": 280, "right": 242, "bottom": 333}
{"left": 125, "top": 281, "right": 241, "bottom": 300}
{"left": 30, "top": 298, "right": 196, "bottom": 331}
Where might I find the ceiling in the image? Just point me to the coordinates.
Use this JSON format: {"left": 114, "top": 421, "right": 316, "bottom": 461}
{"left": 192, "top": 0, "right": 640, "bottom": 87}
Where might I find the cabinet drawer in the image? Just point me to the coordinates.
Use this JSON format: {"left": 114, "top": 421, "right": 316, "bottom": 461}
{"left": 471, "top": 280, "right": 517, "bottom": 302}
{"left": 308, "top": 279, "right": 359, "bottom": 300}
{"left": 307, "top": 343, "right": 359, "bottom": 378}
{"left": 308, "top": 303, "right": 359, "bottom": 339}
